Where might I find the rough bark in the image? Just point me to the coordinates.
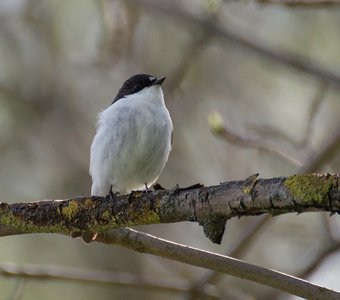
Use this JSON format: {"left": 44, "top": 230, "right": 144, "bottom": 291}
{"left": 0, "top": 174, "right": 339, "bottom": 243}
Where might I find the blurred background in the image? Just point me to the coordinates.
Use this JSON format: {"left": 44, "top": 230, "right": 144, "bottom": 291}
{"left": 1, "top": 0, "right": 340, "bottom": 299}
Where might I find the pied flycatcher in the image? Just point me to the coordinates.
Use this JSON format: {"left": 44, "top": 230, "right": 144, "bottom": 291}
{"left": 79, "top": 74, "right": 173, "bottom": 243}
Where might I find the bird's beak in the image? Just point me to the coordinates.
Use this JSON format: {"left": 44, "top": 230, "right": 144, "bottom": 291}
{"left": 153, "top": 77, "right": 166, "bottom": 86}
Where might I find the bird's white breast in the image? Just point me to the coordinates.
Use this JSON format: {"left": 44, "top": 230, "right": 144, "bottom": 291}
{"left": 90, "top": 85, "right": 173, "bottom": 196}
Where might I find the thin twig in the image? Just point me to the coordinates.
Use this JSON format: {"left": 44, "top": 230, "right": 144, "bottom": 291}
{"left": 95, "top": 227, "right": 340, "bottom": 299}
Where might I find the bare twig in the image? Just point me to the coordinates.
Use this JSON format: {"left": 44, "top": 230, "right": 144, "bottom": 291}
{"left": 94, "top": 227, "right": 340, "bottom": 299}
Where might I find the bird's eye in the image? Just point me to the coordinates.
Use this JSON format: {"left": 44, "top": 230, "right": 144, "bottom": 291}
{"left": 149, "top": 76, "right": 155, "bottom": 82}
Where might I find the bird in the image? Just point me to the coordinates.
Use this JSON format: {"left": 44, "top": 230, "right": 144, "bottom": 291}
{"left": 75, "top": 74, "right": 173, "bottom": 243}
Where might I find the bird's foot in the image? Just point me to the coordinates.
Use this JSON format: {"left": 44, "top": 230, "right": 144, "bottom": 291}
{"left": 170, "top": 184, "right": 180, "bottom": 195}
{"left": 144, "top": 183, "right": 151, "bottom": 193}
{"left": 107, "top": 185, "right": 120, "bottom": 201}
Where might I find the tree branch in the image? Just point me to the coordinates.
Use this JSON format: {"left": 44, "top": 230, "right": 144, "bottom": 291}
{"left": 2, "top": 174, "right": 340, "bottom": 298}
{"left": 94, "top": 227, "right": 339, "bottom": 300}
{"left": 1, "top": 174, "right": 340, "bottom": 243}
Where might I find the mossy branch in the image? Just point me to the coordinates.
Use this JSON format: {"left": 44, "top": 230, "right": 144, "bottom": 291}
{"left": 0, "top": 174, "right": 340, "bottom": 243}
{"left": 1, "top": 173, "right": 340, "bottom": 298}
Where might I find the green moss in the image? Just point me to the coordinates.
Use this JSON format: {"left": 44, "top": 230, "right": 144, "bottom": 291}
{"left": 101, "top": 210, "right": 110, "bottom": 221}
{"left": 142, "top": 211, "right": 160, "bottom": 224}
{"left": 285, "top": 174, "right": 336, "bottom": 203}
{"left": 61, "top": 200, "right": 79, "bottom": 219}
{"left": 0, "top": 203, "right": 66, "bottom": 233}
{"left": 0, "top": 196, "right": 162, "bottom": 235}
{"left": 124, "top": 209, "right": 160, "bottom": 227}
{"left": 0, "top": 204, "right": 17, "bottom": 225}
{"left": 85, "top": 198, "right": 95, "bottom": 208}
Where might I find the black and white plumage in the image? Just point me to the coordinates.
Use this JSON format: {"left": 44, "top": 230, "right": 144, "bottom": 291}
{"left": 90, "top": 74, "right": 173, "bottom": 196}
{"left": 78, "top": 74, "right": 173, "bottom": 243}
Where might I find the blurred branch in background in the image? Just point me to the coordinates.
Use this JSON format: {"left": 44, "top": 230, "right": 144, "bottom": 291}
{"left": 96, "top": 1, "right": 141, "bottom": 66}
{"left": 208, "top": 111, "right": 302, "bottom": 166}
{"left": 1, "top": 263, "right": 220, "bottom": 299}
{"left": 208, "top": 80, "right": 332, "bottom": 170}
{"left": 245, "top": 81, "right": 328, "bottom": 153}
{"left": 166, "top": 2, "right": 220, "bottom": 93}
{"left": 130, "top": 0, "right": 340, "bottom": 87}
{"left": 259, "top": 0, "right": 340, "bottom": 7}
{"left": 299, "top": 81, "right": 328, "bottom": 150}
{"left": 299, "top": 127, "right": 340, "bottom": 173}
{"left": 9, "top": 279, "right": 26, "bottom": 300}
{"left": 167, "top": 33, "right": 211, "bottom": 93}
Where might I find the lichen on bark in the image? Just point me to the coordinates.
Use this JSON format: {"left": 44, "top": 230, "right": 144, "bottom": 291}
{"left": 284, "top": 174, "right": 338, "bottom": 203}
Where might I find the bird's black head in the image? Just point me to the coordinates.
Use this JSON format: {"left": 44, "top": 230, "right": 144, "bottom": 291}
{"left": 112, "top": 74, "right": 166, "bottom": 103}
